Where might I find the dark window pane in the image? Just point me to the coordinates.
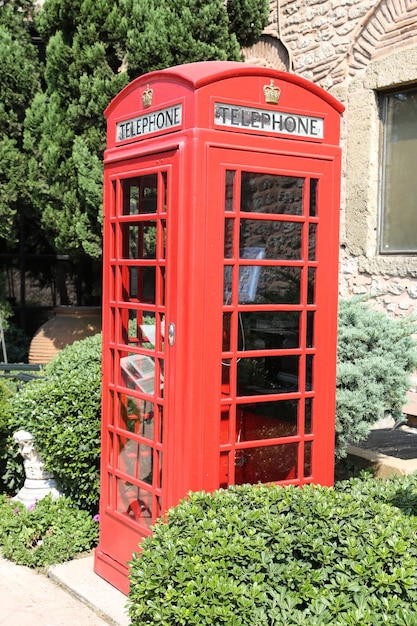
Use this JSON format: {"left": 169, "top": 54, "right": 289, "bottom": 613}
{"left": 239, "top": 311, "right": 300, "bottom": 350}
{"left": 238, "top": 355, "right": 299, "bottom": 395}
{"left": 241, "top": 173, "right": 304, "bottom": 215}
{"left": 235, "top": 443, "right": 298, "bottom": 484}
{"left": 240, "top": 220, "right": 302, "bottom": 260}
{"left": 237, "top": 400, "right": 298, "bottom": 440}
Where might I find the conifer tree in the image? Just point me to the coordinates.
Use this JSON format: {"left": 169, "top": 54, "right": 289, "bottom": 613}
{"left": 22, "top": 0, "right": 269, "bottom": 301}
{"left": 0, "top": 1, "right": 41, "bottom": 245}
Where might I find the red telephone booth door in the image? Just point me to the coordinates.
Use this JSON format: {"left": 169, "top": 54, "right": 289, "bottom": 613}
{"left": 96, "top": 150, "right": 178, "bottom": 592}
{"left": 207, "top": 148, "right": 339, "bottom": 489}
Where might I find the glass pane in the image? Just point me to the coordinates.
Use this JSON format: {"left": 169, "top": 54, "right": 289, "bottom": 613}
{"left": 121, "top": 353, "right": 163, "bottom": 395}
{"left": 120, "top": 221, "right": 157, "bottom": 260}
{"left": 240, "top": 220, "right": 302, "bottom": 260}
{"left": 117, "top": 437, "right": 151, "bottom": 480}
{"left": 237, "top": 400, "right": 298, "bottom": 440}
{"left": 235, "top": 443, "right": 298, "bottom": 484}
{"left": 238, "top": 355, "right": 299, "bottom": 395}
{"left": 309, "top": 179, "right": 318, "bottom": 217}
{"left": 305, "top": 398, "right": 312, "bottom": 434}
{"left": 255, "top": 266, "right": 302, "bottom": 305}
{"left": 117, "top": 478, "right": 153, "bottom": 526}
{"left": 120, "top": 394, "right": 154, "bottom": 439}
{"left": 224, "top": 218, "right": 234, "bottom": 258}
{"left": 122, "top": 175, "right": 158, "bottom": 215}
{"left": 304, "top": 441, "right": 312, "bottom": 477}
{"left": 161, "top": 172, "right": 167, "bottom": 213}
{"left": 239, "top": 311, "right": 300, "bottom": 350}
{"left": 307, "top": 312, "right": 314, "bottom": 348}
{"left": 381, "top": 89, "right": 417, "bottom": 252}
{"left": 308, "top": 224, "right": 316, "bottom": 261}
{"left": 241, "top": 173, "right": 304, "bottom": 215}
{"left": 307, "top": 268, "right": 315, "bottom": 304}
{"left": 219, "top": 451, "right": 230, "bottom": 487}
{"left": 306, "top": 355, "right": 313, "bottom": 391}
{"left": 225, "top": 266, "right": 302, "bottom": 305}
{"left": 222, "top": 313, "right": 232, "bottom": 352}
{"left": 225, "top": 170, "right": 235, "bottom": 212}
{"left": 220, "top": 406, "right": 231, "bottom": 444}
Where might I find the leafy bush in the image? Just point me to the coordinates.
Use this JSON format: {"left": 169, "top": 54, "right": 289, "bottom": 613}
{"left": 0, "top": 377, "right": 16, "bottom": 492}
{"left": 336, "top": 299, "right": 417, "bottom": 458}
{"left": 0, "top": 494, "right": 99, "bottom": 568}
{"left": 4, "top": 334, "right": 102, "bottom": 513}
{"left": 128, "top": 475, "right": 417, "bottom": 625}
{"left": 3, "top": 321, "right": 31, "bottom": 363}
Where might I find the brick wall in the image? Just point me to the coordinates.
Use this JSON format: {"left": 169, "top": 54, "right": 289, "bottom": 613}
{"left": 253, "top": 1, "right": 417, "bottom": 318}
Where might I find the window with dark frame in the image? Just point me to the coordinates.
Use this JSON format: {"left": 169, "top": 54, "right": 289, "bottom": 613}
{"left": 379, "top": 87, "right": 417, "bottom": 254}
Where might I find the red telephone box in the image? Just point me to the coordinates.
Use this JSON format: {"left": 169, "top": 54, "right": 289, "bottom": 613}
{"left": 94, "top": 61, "right": 344, "bottom": 593}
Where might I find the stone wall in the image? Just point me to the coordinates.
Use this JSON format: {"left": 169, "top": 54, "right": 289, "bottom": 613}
{"left": 251, "top": 0, "right": 417, "bottom": 317}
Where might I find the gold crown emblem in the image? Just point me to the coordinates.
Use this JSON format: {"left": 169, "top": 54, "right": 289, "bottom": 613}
{"left": 263, "top": 79, "right": 281, "bottom": 105}
{"left": 142, "top": 84, "right": 153, "bottom": 108}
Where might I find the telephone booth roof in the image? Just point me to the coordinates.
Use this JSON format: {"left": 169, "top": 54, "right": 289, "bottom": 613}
{"left": 104, "top": 61, "right": 344, "bottom": 153}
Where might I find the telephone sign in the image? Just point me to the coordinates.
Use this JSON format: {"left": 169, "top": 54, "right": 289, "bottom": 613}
{"left": 95, "top": 61, "right": 344, "bottom": 594}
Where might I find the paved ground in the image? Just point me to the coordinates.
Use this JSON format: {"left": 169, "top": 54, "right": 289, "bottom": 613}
{"left": 0, "top": 554, "right": 129, "bottom": 626}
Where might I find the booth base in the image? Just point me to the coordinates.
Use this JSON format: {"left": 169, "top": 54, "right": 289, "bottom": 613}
{"left": 94, "top": 549, "right": 130, "bottom": 596}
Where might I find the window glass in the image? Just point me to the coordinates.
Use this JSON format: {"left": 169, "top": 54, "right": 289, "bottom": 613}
{"left": 380, "top": 88, "right": 417, "bottom": 253}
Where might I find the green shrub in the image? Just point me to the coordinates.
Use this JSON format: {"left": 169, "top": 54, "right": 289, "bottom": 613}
{"left": 0, "top": 378, "right": 16, "bottom": 492}
{"left": 0, "top": 494, "right": 99, "bottom": 568}
{"left": 128, "top": 475, "right": 417, "bottom": 625}
{"left": 4, "top": 334, "right": 102, "bottom": 513}
{"left": 336, "top": 299, "right": 417, "bottom": 458}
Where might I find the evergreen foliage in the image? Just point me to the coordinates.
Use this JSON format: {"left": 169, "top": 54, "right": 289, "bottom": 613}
{"left": 17, "top": 0, "right": 268, "bottom": 302}
{"left": 335, "top": 299, "right": 417, "bottom": 458}
{"left": 227, "top": 0, "right": 270, "bottom": 48}
{"left": 0, "top": 1, "right": 41, "bottom": 245}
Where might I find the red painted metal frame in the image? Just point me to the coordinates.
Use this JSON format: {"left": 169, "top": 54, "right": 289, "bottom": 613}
{"left": 95, "top": 61, "right": 344, "bottom": 594}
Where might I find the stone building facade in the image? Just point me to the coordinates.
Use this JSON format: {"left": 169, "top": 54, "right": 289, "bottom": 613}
{"left": 247, "top": 0, "right": 417, "bottom": 318}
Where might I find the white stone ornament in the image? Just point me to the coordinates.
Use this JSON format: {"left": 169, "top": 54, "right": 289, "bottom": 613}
{"left": 12, "top": 430, "right": 62, "bottom": 509}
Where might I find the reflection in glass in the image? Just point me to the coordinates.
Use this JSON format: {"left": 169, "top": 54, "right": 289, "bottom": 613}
{"left": 240, "top": 219, "right": 302, "bottom": 260}
{"left": 117, "top": 437, "right": 153, "bottom": 481}
{"left": 234, "top": 266, "right": 302, "bottom": 305}
{"left": 117, "top": 478, "right": 153, "bottom": 527}
{"left": 219, "top": 451, "right": 230, "bottom": 488}
{"left": 120, "top": 222, "right": 157, "bottom": 259}
{"left": 120, "top": 394, "right": 154, "bottom": 439}
{"left": 238, "top": 355, "right": 299, "bottom": 395}
{"left": 122, "top": 174, "right": 158, "bottom": 215}
{"left": 234, "top": 443, "right": 298, "bottom": 484}
{"left": 241, "top": 173, "right": 304, "bottom": 215}
{"left": 304, "top": 441, "right": 312, "bottom": 476}
{"left": 308, "top": 224, "right": 316, "bottom": 261}
{"left": 225, "top": 170, "right": 235, "bottom": 212}
{"left": 237, "top": 400, "right": 298, "bottom": 440}
{"left": 224, "top": 218, "right": 234, "bottom": 258}
{"left": 121, "top": 353, "right": 163, "bottom": 396}
{"left": 238, "top": 311, "right": 300, "bottom": 350}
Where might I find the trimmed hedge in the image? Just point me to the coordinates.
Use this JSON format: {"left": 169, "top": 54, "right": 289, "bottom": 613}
{"left": 128, "top": 474, "right": 417, "bottom": 625}
{"left": 4, "top": 334, "right": 102, "bottom": 513}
